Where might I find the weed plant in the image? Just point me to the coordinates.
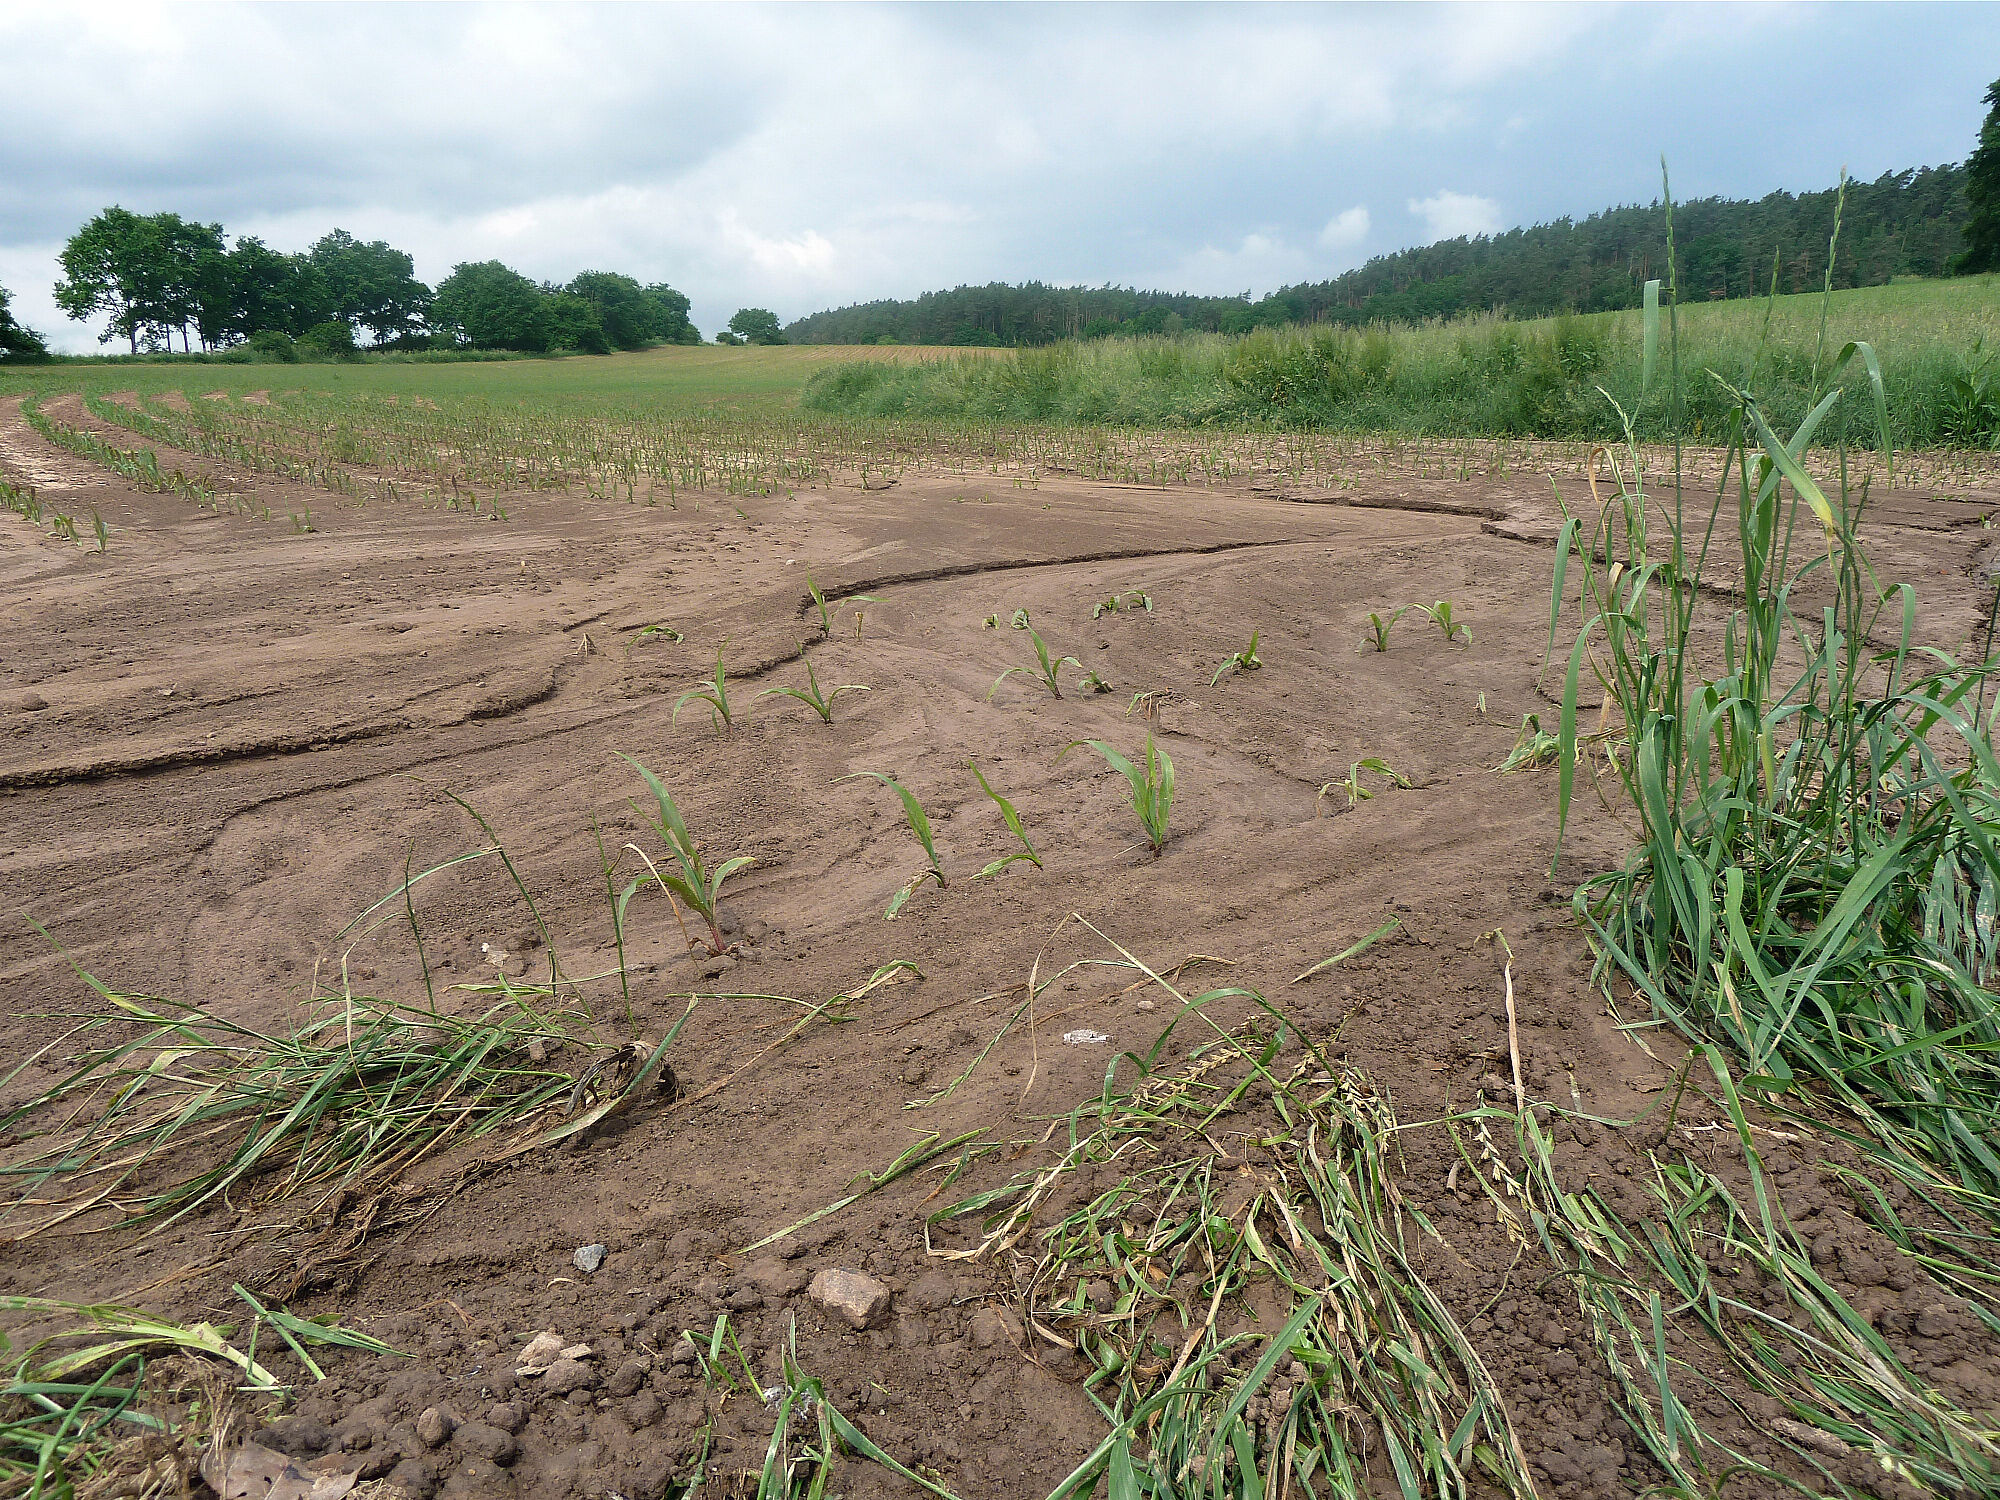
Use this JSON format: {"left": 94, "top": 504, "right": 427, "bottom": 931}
{"left": 1549, "top": 176, "right": 2000, "bottom": 1239}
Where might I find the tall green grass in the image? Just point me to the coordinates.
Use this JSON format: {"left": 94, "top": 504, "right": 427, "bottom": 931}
{"left": 803, "top": 277, "right": 2000, "bottom": 448}
{"left": 1548, "top": 184, "right": 2000, "bottom": 1256}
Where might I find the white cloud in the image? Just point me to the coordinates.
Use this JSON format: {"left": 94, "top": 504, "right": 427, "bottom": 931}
{"left": 1406, "top": 190, "right": 1504, "bottom": 242}
{"left": 1319, "top": 207, "right": 1371, "bottom": 250}
{"left": 0, "top": 4, "right": 1985, "bottom": 351}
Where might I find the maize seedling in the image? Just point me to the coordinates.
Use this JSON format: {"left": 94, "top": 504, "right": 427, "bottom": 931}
{"left": 619, "top": 753, "right": 754, "bottom": 954}
{"left": 1077, "top": 668, "right": 1113, "bottom": 694}
{"left": 806, "top": 570, "right": 877, "bottom": 640}
{"left": 1209, "top": 628, "right": 1262, "bottom": 685}
{"left": 840, "top": 771, "right": 948, "bottom": 917}
{"left": 1091, "top": 589, "right": 1153, "bottom": 619}
{"left": 1417, "top": 598, "right": 1471, "bottom": 643}
{"left": 990, "top": 613, "right": 1082, "bottom": 701}
{"left": 1358, "top": 605, "right": 1413, "bottom": 652}
{"left": 1059, "top": 735, "right": 1174, "bottom": 853}
{"left": 633, "top": 622, "right": 684, "bottom": 644}
{"left": 758, "top": 653, "right": 870, "bottom": 724}
{"left": 967, "top": 759, "right": 1042, "bottom": 878}
{"left": 673, "top": 641, "right": 735, "bottom": 731}
{"left": 1318, "top": 757, "right": 1412, "bottom": 812}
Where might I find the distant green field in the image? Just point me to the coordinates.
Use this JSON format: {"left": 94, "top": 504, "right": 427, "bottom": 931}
{"left": 6, "top": 278, "right": 1995, "bottom": 452}
{"left": 802, "top": 276, "right": 2000, "bottom": 449}
{"left": 1, "top": 343, "right": 912, "bottom": 411}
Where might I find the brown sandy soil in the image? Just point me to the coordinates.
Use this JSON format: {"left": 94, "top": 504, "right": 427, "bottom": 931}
{"left": 4, "top": 395, "right": 2000, "bottom": 1500}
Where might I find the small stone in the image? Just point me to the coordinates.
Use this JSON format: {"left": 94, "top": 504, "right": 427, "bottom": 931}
{"left": 485, "top": 1404, "right": 524, "bottom": 1435}
{"left": 542, "top": 1358, "right": 597, "bottom": 1396}
{"left": 516, "top": 1332, "right": 564, "bottom": 1373}
{"left": 416, "top": 1406, "right": 455, "bottom": 1448}
{"left": 13, "top": 692, "right": 47, "bottom": 713}
{"left": 669, "top": 1336, "right": 699, "bottom": 1367}
{"left": 744, "top": 1258, "right": 811, "bottom": 1298}
{"left": 573, "top": 1244, "right": 607, "bottom": 1274}
{"left": 605, "top": 1360, "right": 648, "bottom": 1398}
{"left": 808, "top": 1268, "right": 893, "bottom": 1330}
{"left": 454, "top": 1421, "right": 518, "bottom": 1466}
{"left": 557, "top": 1343, "right": 593, "bottom": 1361}
{"left": 387, "top": 1458, "right": 438, "bottom": 1500}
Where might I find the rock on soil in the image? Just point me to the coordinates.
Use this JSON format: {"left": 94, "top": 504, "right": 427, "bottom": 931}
{"left": 573, "top": 1243, "right": 607, "bottom": 1273}
{"left": 808, "top": 1267, "right": 893, "bottom": 1330}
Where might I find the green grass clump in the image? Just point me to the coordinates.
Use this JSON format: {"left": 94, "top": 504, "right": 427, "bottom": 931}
{"left": 1550, "top": 185, "right": 2000, "bottom": 1250}
{"left": 800, "top": 275, "right": 2000, "bottom": 449}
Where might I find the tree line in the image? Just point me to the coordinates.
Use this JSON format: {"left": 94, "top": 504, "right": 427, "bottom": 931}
{"left": 787, "top": 126, "right": 2000, "bottom": 347}
{"left": 2, "top": 207, "right": 700, "bottom": 361}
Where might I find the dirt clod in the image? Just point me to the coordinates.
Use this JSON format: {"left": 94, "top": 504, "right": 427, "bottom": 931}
{"left": 809, "top": 1267, "right": 893, "bottom": 1329}
{"left": 415, "top": 1406, "right": 455, "bottom": 1448}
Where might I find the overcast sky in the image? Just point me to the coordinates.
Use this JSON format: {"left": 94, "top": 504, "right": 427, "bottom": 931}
{"left": 4, "top": 2, "right": 1993, "bottom": 351}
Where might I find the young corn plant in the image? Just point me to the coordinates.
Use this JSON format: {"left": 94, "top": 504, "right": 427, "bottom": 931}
{"left": 1077, "top": 668, "right": 1113, "bottom": 694}
{"left": 806, "top": 571, "right": 877, "bottom": 640}
{"left": 967, "top": 759, "right": 1042, "bottom": 878}
{"left": 840, "top": 772, "right": 947, "bottom": 917}
{"left": 989, "top": 613, "right": 1082, "bottom": 701}
{"left": 673, "top": 641, "right": 735, "bottom": 730}
{"left": 619, "top": 752, "right": 754, "bottom": 954}
{"left": 1209, "top": 628, "right": 1262, "bottom": 685}
{"left": 1358, "top": 605, "right": 1413, "bottom": 653}
{"left": 757, "top": 654, "right": 870, "bottom": 724}
{"left": 1416, "top": 599, "right": 1472, "bottom": 643}
{"left": 1091, "top": 589, "right": 1153, "bottom": 619}
{"left": 1059, "top": 736, "right": 1174, "bottom": 853}
{"left": 1318, "top": 757, "right": 1411, "bottom": 813}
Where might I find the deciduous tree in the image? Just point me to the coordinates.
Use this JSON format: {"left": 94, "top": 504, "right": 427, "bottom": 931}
{"left": 0, "top": 284, "right": 49, "bottom": 361}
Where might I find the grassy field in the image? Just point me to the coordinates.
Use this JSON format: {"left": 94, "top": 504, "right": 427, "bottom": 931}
{"left": 803, "top": 276, "right": 2000, "bottom": 448}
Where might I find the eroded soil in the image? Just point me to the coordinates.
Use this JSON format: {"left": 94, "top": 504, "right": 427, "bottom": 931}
{"left": 4, "top": 391, "right": 2000, "bottom": 1500}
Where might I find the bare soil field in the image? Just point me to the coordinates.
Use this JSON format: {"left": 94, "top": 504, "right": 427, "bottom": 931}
{"left": 4, "top": 390, "right": 2000, "bottom": 1500}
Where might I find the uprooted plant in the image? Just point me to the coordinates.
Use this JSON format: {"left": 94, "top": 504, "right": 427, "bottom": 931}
{"left": 1317, "top": 756, "right": 1412, "bottom": 812}
{"left": 1059, "top": 735, "right": 1174, "bottom": 853}
{"left": 841, "top": 771, "right": 948, "bottom": 917}
{"left": 925, "top": 924, "right": 1539, "bottom": 1500}
{"left": 620, "top": 753, "right": 755, "bottom": 955}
